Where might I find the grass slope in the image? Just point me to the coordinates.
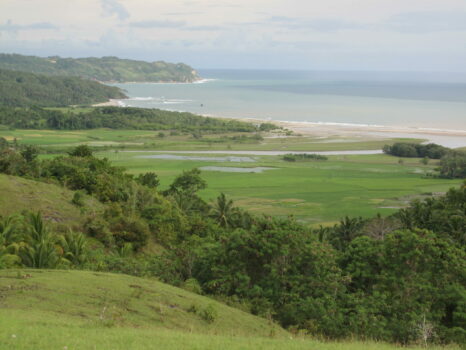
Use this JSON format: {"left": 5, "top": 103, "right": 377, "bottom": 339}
{"left": 0, "top": 269, "right": 456, "bottom": 350}
{"left": 0, "top": 174, "right": 102, "bottom": 228}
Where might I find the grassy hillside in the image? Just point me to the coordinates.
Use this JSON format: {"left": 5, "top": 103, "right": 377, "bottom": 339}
{"left": 0, "top": 269, "right": 455, "bottom": 350}
{"left": 0, "top": 69, "right": 127, "bottom": 107}
{"left": 0, "top": 174, "right": 102, "bottom": 228}
{"left": 0, "top": 53, "right": 200, "bottom": 83}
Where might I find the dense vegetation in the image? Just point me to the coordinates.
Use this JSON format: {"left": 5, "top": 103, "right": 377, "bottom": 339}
{"left": 0, "top": 141, "right": 464, "bottom": 346}
{"left": 383, "top": 142, "right": 466, "bottom": 179}
{"left": 0, "top": 69, "right": 126, "bottom": 107}
{"left": 383, "top": 142, "right": 449, "bottom": 159}
{"left": 0, "top": 106, "right": 267, "bottom": 133}
{"left": 0, "top": 53, "right": 200, "bottom": 82}
{"left": 283, "top": 153, "right": 328, "bottom": 162}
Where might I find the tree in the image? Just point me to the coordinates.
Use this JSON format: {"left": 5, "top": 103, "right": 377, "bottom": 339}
{"left": 168, "top": 168, "right": 206, "bottom": 195}
{"left": 68, "top": 145, "right": 93, "bottom": 157}
{"left": 20, "top": 145, "right": 39, "bottom": 163}
{"left": 20, "top": 212, "right": 61, "bottom": 268}
{"left": 136, "top": 172, "right": 160, "bottom": 189}
{"left": 212, "top": 193, "right": 235, "bottom": 228}
{"left": 60, "top": 231, "right": 88, "bottom": 266}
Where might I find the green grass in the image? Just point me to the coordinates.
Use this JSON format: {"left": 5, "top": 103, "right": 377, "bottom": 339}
{"left": 0, "top": 174, "right": 103, "bottom": 229}
{"left": 0, "top": 270, "right": 458, "bottom": 350}
{"left": 1, "top": 128, "right": 422, "bottom": 151}
{"left": 100, "top": 152, "right": 462, "bottom": 225}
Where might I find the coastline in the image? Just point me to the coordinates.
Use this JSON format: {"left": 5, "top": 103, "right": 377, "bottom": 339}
{"left": 92, "top": 98, "right": 466, "bottom": 148}
{"left": 244, "top": 118, "right": 466, "bottom": 149}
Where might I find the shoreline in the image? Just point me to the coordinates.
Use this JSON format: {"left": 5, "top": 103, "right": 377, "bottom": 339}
{"left": 93, "top": 99, "right": 466, "bottom": 148}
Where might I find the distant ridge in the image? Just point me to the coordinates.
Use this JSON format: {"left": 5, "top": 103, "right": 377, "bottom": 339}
{"left": 0, "top": 53, "right": 201, "bottom": 83}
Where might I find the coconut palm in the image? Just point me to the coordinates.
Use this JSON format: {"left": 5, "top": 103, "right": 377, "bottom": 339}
{"left": 60, "top": 231, "right": 88, "bottom": 266}
{"left": 0, "top": 215, "right": 21, "bottom": 268}
{"left": 212, "top": 193, "right": 235, "bottom": 228}
{"left": 20, "top": 212, "right": 61, "bottom": 268}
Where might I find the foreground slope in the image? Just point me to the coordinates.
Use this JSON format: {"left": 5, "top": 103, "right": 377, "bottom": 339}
{"left": 0, "top": 270, "right": 456, "bottom": 350}
{"left": 0, "top": 174, "right": 102, "bottom": 228}
{"left": 0, "top": 53, "right": 200, "bottom": 83}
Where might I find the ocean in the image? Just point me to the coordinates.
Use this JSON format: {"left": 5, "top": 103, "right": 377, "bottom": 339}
{"left": 112, "top": 70, "right": 466, "bottom": 132}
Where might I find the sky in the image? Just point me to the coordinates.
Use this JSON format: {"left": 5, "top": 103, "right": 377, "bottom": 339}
{"left": 1, "top": 0, "right": 466, "bottom": 71}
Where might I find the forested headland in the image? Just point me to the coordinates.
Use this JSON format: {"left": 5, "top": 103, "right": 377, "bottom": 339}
{"left": 0, "top": 69, "right": 127, "bottom": 107}
{"left": 0, "top": 53, "right": 200, "bottom": 83}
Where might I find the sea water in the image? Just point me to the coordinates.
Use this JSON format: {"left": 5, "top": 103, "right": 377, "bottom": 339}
{"left": 111, "top": 70, "right": 466, "bottom": 132}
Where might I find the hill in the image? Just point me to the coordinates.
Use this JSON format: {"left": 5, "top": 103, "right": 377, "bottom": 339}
{"left": 0, "top": 69, "right": 127, "bottom": 107}
{"left": 0, "top": 174, "right": 103, "bottom": 229}
{"left": 0, "top": 269, "right": 451, "bottom": 350}
{"left": 0, "top": 53, "right": 200, "bottom": 83}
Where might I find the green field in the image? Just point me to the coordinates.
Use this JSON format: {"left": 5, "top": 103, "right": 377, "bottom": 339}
{"left": 0, "top": 270, "right": 457, "bottom": 350}
{"left": 1, "top": 127, "right": 460, "bottom": 225}
{"left": 1, "top": 128, "right": 423, "bottom": 152}
{"left": 100, "top": 151, "right": 461, "bottom": 225}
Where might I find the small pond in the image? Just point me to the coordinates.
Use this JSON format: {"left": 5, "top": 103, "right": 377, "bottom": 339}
{"left": 137, "top": 154, "right": 255, "bottom": 162}
{"left": 199, "top": 166, "right": 276, "bottom": 173}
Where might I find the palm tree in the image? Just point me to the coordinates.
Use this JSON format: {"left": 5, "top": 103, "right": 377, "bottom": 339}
{"left": 212, "top": 193, "right": 235, "bottom": 228}
{"left": 0, "top": 215, "right": 21, "bottom": 268}
{"left": 60, "top": 231, "right": 88, "bottom": 266}
{"left": 20, "top": 212, "right": 61, "bottom": 268}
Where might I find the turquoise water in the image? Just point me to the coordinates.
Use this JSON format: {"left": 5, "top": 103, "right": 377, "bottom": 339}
{"left": 113, "top": 70, "right": 466, "bottom": 131}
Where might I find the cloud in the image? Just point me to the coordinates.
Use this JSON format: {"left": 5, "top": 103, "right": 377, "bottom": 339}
{"left": 186, "top": 25, "right": 223, "bottom": 31}
{"left": 129, "top": 20, "right": 186, "bottom": 28}
{"left": 101, "top": 0, "right": 130, "bottom": 20}
{"left": 0, "top": 19, "right": 57, "bottom": 31}
{"left": 267, "top": 16, "right": 366, "bottom": 32}
{"left": 386, "top": 11, "right": 466, "bottom": 33}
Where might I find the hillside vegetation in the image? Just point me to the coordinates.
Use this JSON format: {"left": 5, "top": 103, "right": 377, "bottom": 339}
{"left": 0, "top": 106, "right": 265, "bottom": 133}
{"left": 0, "top": 69, "right": 126, "bottom": 107}
{"left": 0, "top": 141, "right": 464, "bottom": 345}
{"left": 0, "top": 174, "right": 103, "bottom": 229}
{"left": 0, "top": 53, "right": 200, "bottom": 82}
{"left": 0, "top": 270, "right": 456, "bottom": 350}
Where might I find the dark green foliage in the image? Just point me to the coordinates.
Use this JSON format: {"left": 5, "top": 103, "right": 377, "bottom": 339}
{"left": 168, "top": 168, "right": 207, "bottom": 196}
{"left": 283, "top": 153, "right": 328, "bottom": 162}
{"left": 0, "top": 137, "right": 9, "bottom": 150}
{"left": 0, "top": 106, "right": 259, "bottom": 133}
{"left": 383, "top": 142, "right": 450, "bottom": 159}
{"left": 68, "top": 145, "right": 93, "bottom": 157}
{"left": 71, "top": 191, "right": 85, "bottom": 207}
{"left": 20, "top": 145, "right": 39, "bottom": 163}
{"left": 395, "top": 183, "right": 466, "bottom": 245}
{"left": 438, "top": 153, "right": 466, "bottom": 179}
{"left": 0, "top": 68, "right": 126, "bottom": 107}
{"left": 136, "top": 172, "right": 160, "bottom": 189}
{"left": 0, "top": 53, "right": 200, "bottom": 83}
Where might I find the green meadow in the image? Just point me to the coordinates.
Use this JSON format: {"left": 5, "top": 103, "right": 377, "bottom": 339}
{"left": 0, "top": 127, "right": 460, "bottom": 225}
{"left": 1, "top": 127, "right": 459, "bottom": 225}
{"left": 101, "top": 150, "right": 461, "bottom": 225}
{"left": 1, "top": 127, "right": 421, "bottom": 151}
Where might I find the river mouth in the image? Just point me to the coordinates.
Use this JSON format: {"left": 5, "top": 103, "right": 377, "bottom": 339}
{"left": 199, "top": 166, "right": 276, "bottom": 173}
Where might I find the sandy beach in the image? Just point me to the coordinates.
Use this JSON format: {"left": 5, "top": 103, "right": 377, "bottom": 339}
{"left": 92, "top": 99, "right": 123, "bottom": 107}
{"left": 94, "top": 98, "right": 466, "bottom": 148}
{"left": 241, "top": 118, "right": 466, "bottom": 149}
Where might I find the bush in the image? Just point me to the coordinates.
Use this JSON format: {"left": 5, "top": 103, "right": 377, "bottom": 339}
{"left": 200, "top": 304, "right": 218, "bottom": 324}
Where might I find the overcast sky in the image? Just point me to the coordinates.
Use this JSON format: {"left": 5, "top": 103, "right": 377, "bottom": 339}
{"left": 1, "top": 0, "right": 466, "bottom": 71}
